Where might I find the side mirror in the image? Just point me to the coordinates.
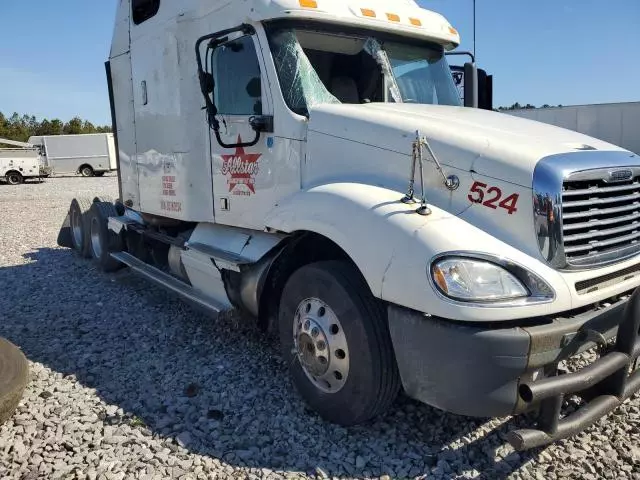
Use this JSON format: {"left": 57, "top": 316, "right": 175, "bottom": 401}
{"left": 200, "top": 72, "right": 214, "bottom": 95}
{"left": 462, "top": 64, "right": 493, "bottom": 110}
{"left": 246, "top": 77, "right": 261, "bottom": 98}
{"left": 477, "top": 69, "right": 493, "bottom": 111}
{"left": 463, "top": 62, "right": 478, "bottom": 108}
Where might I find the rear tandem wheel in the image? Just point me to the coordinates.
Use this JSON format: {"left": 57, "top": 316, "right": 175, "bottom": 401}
{"left": 87, "top": 201, "right": 124, "bottom": 272}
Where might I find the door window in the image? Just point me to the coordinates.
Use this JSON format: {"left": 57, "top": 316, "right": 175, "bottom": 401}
{"left": 212, "top": 36, "right": 263, "bottom": 116}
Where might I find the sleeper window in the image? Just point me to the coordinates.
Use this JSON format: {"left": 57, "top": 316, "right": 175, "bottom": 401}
{"left": 132, "top": 0, "right": 160, "bottom": 25}
{"left": 212, "top": 36, "right": 263, "bottom": 116}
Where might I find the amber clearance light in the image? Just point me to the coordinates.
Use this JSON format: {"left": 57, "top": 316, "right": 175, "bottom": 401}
{"left": 432, "top": 266, "right": 449, "bottom": 294}
{"left": 361, "top": 8, "right": 377, "bottom": 18}
{"left": 299, "top": 0, "right": 318, "bottom": 8}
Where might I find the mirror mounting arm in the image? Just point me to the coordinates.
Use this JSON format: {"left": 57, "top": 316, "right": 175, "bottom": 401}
{"left": 214, "top": 129, "right": 260, "bottom": 149}
{"left": 195, "top": 24, "right": 259, "bottom": 148}
{"left": 214, "top": 115, "right": 273, "bottom": 149}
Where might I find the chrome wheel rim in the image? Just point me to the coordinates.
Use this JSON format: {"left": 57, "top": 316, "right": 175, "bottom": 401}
{"left": 71, "top": 208, "right": 83, "bottom": 249}
{"left": 90, "top": 217, "right": 102, "bottom": 258}
{"left": 293, "top": 298, "right": 349, "bottom": 394}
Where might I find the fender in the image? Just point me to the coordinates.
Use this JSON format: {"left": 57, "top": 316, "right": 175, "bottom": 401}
{"left": 265, "top": 182, "right": 573, "bottom": 322}
{"left": 264, "top": 182, "right": 456, "bottom": 298}
{"left": 381, "top": 206, "right": 573, "bottom": 321}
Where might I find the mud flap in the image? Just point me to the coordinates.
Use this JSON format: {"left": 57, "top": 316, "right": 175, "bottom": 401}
{"left": 57, "top": 212, "right": 73, "bottom": 248}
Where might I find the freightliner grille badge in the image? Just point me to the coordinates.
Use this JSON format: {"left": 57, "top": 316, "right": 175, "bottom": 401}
{"left": 607, "top": 169, "right": 634, "bottom": 183}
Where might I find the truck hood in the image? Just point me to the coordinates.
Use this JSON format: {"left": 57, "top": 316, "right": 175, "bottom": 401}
{"left": 308, "top": 103, "right": 628, "bottom": 187}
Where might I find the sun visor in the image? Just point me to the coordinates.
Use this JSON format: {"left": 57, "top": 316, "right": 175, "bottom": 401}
{"left": 249, "top": 0, "right": 460, "bottom": 50}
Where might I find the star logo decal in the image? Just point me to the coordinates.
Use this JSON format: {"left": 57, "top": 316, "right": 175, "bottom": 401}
{"left": 220, "top": 136, "right": 262, "bottom": 195}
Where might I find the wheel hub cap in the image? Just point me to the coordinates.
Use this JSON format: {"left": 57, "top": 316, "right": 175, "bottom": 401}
{"left": 293, "top": 298, "right": 349, "bottom": 393}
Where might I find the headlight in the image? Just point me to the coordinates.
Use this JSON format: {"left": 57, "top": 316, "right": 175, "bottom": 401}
{"left": 432, "top": 258, "right": 529, "bottom": 302}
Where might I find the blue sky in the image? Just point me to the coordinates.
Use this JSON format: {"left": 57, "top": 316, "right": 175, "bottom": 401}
{"left": 0, "top": 0, "right": 638, "bottom": 124}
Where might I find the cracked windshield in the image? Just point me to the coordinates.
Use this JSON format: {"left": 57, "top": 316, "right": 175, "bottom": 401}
{"left": 267, "top": 26, "right": 462, "bottom": 115}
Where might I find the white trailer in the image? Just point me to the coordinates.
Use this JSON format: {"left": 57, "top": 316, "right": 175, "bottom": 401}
{"left": 28, "top": 133, "right": 117, "bottom": 177}
{"left": 58, "top": 0, "right": 640, "bottom": 451}
{"left": 0, "top": 138, "right": 51, "bottom": 185}
{"left": 509, "top": 102, "right": 640, "bottom": 155}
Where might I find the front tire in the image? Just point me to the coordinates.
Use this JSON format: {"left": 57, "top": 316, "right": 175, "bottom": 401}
{"left": 279, "top": 261, "right": 400, "bottom": 425}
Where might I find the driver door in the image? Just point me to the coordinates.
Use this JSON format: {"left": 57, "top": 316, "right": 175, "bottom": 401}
{"left": 208, "top": 33, "right": 276, "bottom": 229}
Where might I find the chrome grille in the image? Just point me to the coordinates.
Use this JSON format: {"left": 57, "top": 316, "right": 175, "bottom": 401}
{"left": 562, "top": 175, "right": 640, "bottom": 266}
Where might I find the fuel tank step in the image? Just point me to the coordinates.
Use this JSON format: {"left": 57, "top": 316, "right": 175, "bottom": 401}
{"left": 110, "top": 252, "right": 229, "bottom": 315}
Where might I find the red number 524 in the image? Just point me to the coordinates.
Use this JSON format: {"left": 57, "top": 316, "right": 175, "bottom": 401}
{"left": 467, "top": 181, "right": 520, "bottom": 215}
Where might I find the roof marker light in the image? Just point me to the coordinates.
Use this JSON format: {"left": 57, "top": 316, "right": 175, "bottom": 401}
{"left": 361, "top": 8, "right": 377, "bottom": 18}
{"left": 409, "top": 18, "right": 422, "bottom": 26}
{"left": 386, "top": 13, "right": 400, "bottom": 22}
{"left": 299, "top": 0, "right": 318, "bottom": 8}
{"left": 449, "top": 26, "right": 459, "bottom": 35}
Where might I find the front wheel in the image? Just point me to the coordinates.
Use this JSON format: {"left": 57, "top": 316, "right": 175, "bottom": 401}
{"left": 278, "top": 261, "right": 400, "bottom": 425}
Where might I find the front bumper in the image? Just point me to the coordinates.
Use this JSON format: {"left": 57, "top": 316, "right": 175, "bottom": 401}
{"left": 388, "top": 289, "right": 640, "bottom": 451}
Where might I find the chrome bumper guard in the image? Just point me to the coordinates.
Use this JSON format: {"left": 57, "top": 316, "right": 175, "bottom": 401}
{"left": 509, "top": 289, "right": 640, "bottom": 450}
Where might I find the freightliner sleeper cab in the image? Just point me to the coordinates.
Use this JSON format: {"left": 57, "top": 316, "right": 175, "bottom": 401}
{"left": 59, "top": 0, "right": 640, "bottom": 450}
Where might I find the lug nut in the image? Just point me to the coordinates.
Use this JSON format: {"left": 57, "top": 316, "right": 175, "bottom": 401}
{"left": 317, "top": 340, "right": 326, "bottom": 351}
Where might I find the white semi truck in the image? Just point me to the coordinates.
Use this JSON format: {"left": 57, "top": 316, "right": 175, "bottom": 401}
{"left": 0, "top": 138, "right": 51, "bottom": 185}
{"left": 58, "top": 0, "right": 640, "bottom": 450}
{"left": 28, "top": 133, "right": 117, "bottom": 177}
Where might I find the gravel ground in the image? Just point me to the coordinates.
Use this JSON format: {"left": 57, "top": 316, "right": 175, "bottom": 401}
{"left": 0, "top": 175, "right": 639, "bottom": 480}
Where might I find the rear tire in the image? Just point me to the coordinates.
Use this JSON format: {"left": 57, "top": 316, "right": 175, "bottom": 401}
{"left": 80, "top": 166, "right": 94, "bottom": 177}
{"left": 69, "top": 197, "right": 93, "bottom": 258}
{"left": 278, "top": 260, "right": 400, "bottom": 425}
{"left": 6, "top": 172, "right": 23, "bottom": 186}
{"left": 87, "top": 202, "right": 124, "bottom": 272}
{"left": 0, "top": 338, "right": 29, "bottom": 426}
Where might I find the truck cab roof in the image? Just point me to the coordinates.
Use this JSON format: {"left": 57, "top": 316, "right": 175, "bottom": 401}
{"left": 250, "top": 0, "right": 460, "bottom": 49}
{"left": 113, "top": 0, "right": 460, "bottom": 58}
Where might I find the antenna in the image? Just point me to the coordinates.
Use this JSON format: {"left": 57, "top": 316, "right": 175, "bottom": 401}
{"left": 473, "top": 0, "right": 477, "bottom": 59}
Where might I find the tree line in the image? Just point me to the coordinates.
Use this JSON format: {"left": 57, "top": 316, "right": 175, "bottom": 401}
{"left": 497, "top": 103, "right": 564, "bottom": 111}
{"left": 0, "top": 112, "right": 112, "bottom": 143}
